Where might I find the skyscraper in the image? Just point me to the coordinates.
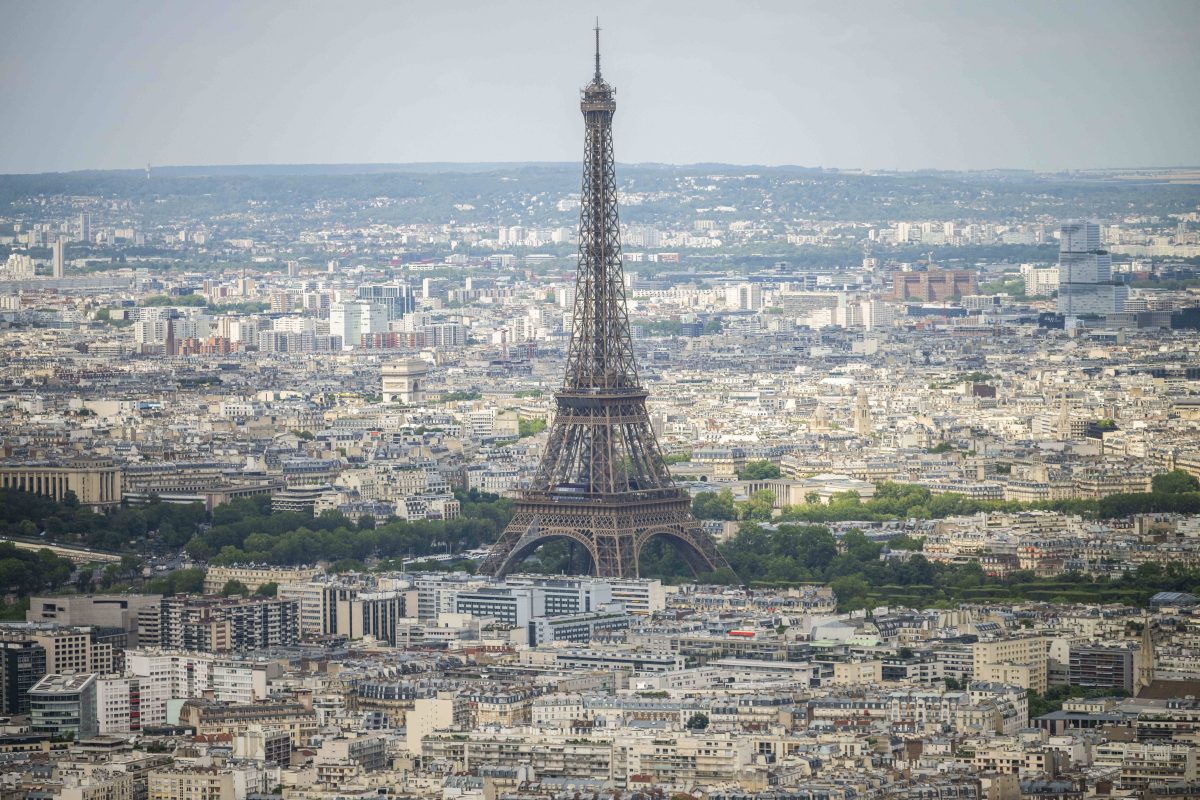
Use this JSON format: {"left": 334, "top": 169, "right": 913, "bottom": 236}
{"left": 358, "top": 283, "right": 415, "bottom": 321}
{"left": 78, "top": 212, "right": 91, "bottom": 243}
{"left": 1057, "top": 221, "right": 1126, "bottom": 316}
{"left": 51, "top": 238, "right": 65, "bottom": 279}
{"left": 479, "top": 28, "right": 730, "bottom": 580}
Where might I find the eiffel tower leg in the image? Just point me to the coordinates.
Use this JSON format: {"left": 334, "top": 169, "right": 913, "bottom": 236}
{"left": 476, "top": 508, "right": 536, "bottom": 577}
{"left": 635, "top": 521, "right": 732, "bottom": 578}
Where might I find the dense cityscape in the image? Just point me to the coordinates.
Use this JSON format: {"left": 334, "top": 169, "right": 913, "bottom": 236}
{"left": 3, "top": 10, "right": 1200, "bottom": 800}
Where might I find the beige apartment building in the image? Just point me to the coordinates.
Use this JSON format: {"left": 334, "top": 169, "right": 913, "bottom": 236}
{"left": 30, "top": 628, "right": 113, "bottom": 675}
{"left": 203, "top": 565, "right": 322, "bottom": 594}
{"left": 972, "top": 638, "right": 1048, "bottom": 694}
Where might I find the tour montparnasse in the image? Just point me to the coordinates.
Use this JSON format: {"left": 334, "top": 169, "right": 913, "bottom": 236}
{"left": 479, "top": 30, "right": 732, "bottom": 580}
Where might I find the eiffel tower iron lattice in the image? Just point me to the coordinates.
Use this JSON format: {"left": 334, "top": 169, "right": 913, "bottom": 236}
{"left": 478, "top": 28, "right": 732, "bottom": 580}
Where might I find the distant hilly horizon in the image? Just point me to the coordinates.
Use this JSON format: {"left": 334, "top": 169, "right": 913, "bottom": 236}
{"left": 4, "top": 162, "right": 1198, "bottom": 180}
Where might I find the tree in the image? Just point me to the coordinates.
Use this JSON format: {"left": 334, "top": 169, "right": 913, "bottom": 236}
{"left": 887, "top": 534, "right": 925, "bottom": 551}
{"left": 830, "top": 575, "right": 870, "bottom": 610}
{"left": 737, "top": 489, "right": 776, "bottom": 522}
{"left": 842, "top": 529, "right": 882, "bottom": 562}
{"left": 254, "top": 582, "right": 278, "bottom": 597}
{"left": 685, "top": 712, "right": 709, "bottom": 730}
{"left": 737, "top": 460, "right": 780, "bottom": 480}
{"left": 692, "top": 489, "right": 737, "bottom": 521}
{"left": 518, "top": 418, "right": 547, "bottom": 438}
{"left": 221, "top": 579, "right": 249, "bottom": 597}
{"left": 101, "top": 563, "right": 122, "bottom": 587}
{"left": 76, "top": 567, "right": 94, "bottom": 593}
{"left": 120, "top": 553, "right": 142, "bottom": 577}
{"left": 144, "top": 567, "right": 206, "bottom": 596}
{"left": 1152, "top": 470, "right": 1200, "bottom": 494}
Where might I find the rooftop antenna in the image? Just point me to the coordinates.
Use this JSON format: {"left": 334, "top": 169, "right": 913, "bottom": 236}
{"left": 594, "top": 17, "right": 602, "bottom": 80}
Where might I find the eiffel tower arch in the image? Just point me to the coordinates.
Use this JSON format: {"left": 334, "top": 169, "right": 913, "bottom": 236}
{"left": 478, "top": 28, "right": 732, "bottom": 581}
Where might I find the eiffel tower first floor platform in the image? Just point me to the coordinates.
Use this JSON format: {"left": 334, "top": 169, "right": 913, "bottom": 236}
{"left": 477, "top": 490, "right": 732, "bottom": 580}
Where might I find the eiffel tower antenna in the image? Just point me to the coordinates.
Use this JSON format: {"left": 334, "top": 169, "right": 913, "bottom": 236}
{"left": 479, "top": 28, "right": 731, "bottom": 580}
{"left": 594, "top": 18, "right": 602, "bottom": 81}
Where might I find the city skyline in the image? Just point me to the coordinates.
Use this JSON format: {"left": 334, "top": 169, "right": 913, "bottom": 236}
{"left": 2, "top": 0, "right": 1199, "bottom": 174}
{"left": 1, "top": 4, "right": 1200, "bottom": 788}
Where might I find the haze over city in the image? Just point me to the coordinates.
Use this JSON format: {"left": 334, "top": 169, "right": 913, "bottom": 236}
{"left": 3, "top": 3, "right": 1200, "bottom": 800}
{"left": 2, "top": 0, "right": 1199, "bottom": 173}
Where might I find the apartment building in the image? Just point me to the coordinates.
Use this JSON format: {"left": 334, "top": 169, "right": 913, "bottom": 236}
{"left": 177, "top": 699, "right": 317, "bottom": 747}
{"left": 973, "top": 638, "right": 1048, "bottom": 694}
{"left": 137, "top": 596, "right": 299, "bottom": 653}
{"left": 147, "top": 765, "right": 271, "bottom": 800}
{"left": 203, "top": 565, "right": 322, "bottom": 594}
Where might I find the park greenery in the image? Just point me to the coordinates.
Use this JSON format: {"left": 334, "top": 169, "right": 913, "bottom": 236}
{"left": 221, "top": 579, "right": 250, "bottom": 596}
{"left": 711, "top": 522, "right": 1200, "bottom": 610}
{"left": 143, "top": 567, "right": 206, "bottom": 596}
{"left": 692, "top": 476, "right": 1200, "bottom": 526}
{"left": 182, "top": 491, "right": 513, "bottom": 565}
{"left": 438, "top": 391, "right": 482, "bottom": 403}
{"left": 5, "top": 469, "right": 1200, "bottom": 609}
{"left": 518, "top": 418, "right": 547, "bottom": 438}
{"left": 141, "top": 293, "right": 206, "bottom": 307}
{"left": 0, "top": 542, "right": 75, "bottom": 600}
{"left": 736, "top": 460, "right": 781, "bottom": 480}
{"left": 1028, "top": 686, "right": 1129, "bottom": 718}
{"left": 0, "top": 487, "right": 207, "bottom": 553}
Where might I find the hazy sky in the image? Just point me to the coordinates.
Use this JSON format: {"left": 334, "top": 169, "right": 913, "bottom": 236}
{"left": 2, "top": 0, "right": 1198, "bottom": 174}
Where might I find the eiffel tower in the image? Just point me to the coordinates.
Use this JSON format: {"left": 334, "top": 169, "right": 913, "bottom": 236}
{"left": 478, "top": 27, "right": 732, "bottom": 580}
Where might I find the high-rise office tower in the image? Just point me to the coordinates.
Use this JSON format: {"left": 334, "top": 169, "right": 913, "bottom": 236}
{"left": 479, "top": 28, "right": 730, "bottom": 580}
{"left": 1057, "top": 221, "right": 1126, "bottom": 316}
{"left": 78, "top": 212, "right": 91, "bottom": 243}
{"left": 51, "top": 238, "right": 65, "bottom": 279}
{"left": 357, "top": 283, "right": 415, "bottom": 321}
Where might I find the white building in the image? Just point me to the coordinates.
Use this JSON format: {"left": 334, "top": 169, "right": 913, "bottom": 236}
{"left": 724, "top": 283, "right": 763, "bottom": 311}
{"left": 330, "top": 301, "right": 387, "bottom": 349}
{"left": 95, "top": 674, "right": 134, "bottom": 734}
{"left": 1021, "top": 264, "right": 1060, "bottom": 296}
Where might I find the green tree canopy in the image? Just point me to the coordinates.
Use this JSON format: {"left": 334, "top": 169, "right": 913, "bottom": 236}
{"left": 692, "top": 489, "right": 737, "bottom": 521}
{"left": 737, "top": 460, "right": 781, "bottom": 480}
{"left": 1152, "top": 469, "right": 1200, "bottom": 494}
{"left": 737, "top": 489, "right": 776, "bottom": 521}
{"left": 518, "top": 418, "right": 547, "bottom": 438}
